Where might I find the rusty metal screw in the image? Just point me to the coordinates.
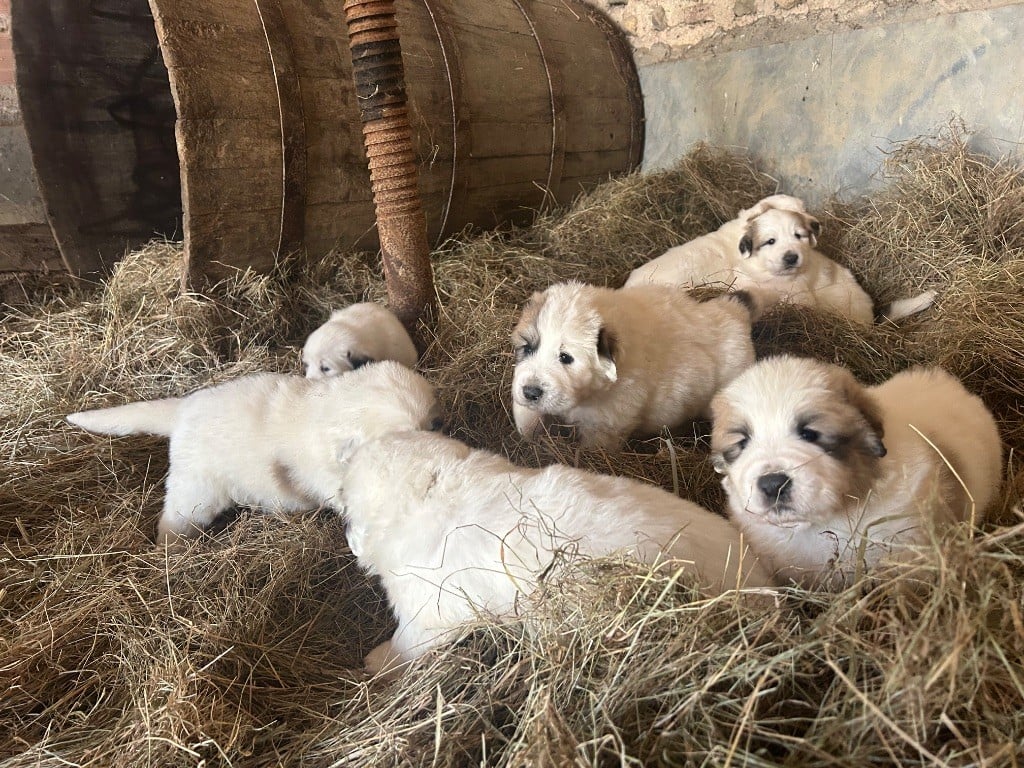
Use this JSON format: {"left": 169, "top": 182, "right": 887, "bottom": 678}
{"left": 343, "top": 0, "right": 436, "bottom": 336}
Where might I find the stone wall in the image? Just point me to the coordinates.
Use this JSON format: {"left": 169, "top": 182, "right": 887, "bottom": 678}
{"left": 594, "top": 0, "right": 1015, "bottom": 64}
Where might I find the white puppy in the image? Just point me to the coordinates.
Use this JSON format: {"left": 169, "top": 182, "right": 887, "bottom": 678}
{"left": 625, "top": 194, "right": 934, "bottom": 324}
{"left": 710, "top": 355, "right": 1002, "bottom": 588}
{"left": 302, "top": 302, "right": 418, "bottom": 378}
{"left": 511, "top": 281, "right": 755, "bottom": 451}
{"left": 67, "top": 362, "right": 441, "bottom": 547}
{"left": 338, "top": 430, "right": 775, "bottom": 675}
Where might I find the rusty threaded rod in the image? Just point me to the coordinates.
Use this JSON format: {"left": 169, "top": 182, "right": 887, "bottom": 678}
{"left": 343, "top": 0, "right": 436, "bottom": 334}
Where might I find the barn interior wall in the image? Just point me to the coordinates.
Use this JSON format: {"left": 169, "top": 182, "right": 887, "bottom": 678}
{"left": 595, "top": 0, "right": 1015, "bottom": 64}
{"left": 0, "top": 1, "right": 1019, "bottom": 235}
{"left": 636, "top": 2, "right": 1024, "bottom": 206}
{"left": 0, "top": 0, "right": 43, "bottom": 227}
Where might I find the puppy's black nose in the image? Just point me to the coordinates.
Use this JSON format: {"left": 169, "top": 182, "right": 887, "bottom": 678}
{"left": 757, "top": 472, "right": 792, "bottom": 502}
{"left": 782, "top": 251, "right": 799, "bottom": 267}
{"left": 522, "top": 384, "right": 543, "bottom": 402}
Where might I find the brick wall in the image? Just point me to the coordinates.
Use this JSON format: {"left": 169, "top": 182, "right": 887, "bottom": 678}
{"left": 0, "top": 0, "right": 16, "bottom": 126}
{"left": 0, "top": 0, "right": 11, "bottom": 87}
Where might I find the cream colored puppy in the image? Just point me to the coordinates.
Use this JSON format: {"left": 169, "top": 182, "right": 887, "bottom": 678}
{"left": 339, "top": 430, "right": 775, "bottom": 675}
{"left": 67, "top": 362, "right": 441, "bottom": 547}
{"left": 302, "top": 302, "right": 418, "bottom": 378}
{"left": 710, "top": 355, "right": 1002, "bottom": 589}
{"left": 510, "top": 281, "right": 755, "bottom": 451}
{"left": 626, "top": 195, "right": 934, "bottom": 324}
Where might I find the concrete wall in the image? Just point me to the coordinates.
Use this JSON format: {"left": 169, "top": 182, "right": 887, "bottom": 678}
{"left": 639, "top": 3, "right": 1024, "bottom": 206}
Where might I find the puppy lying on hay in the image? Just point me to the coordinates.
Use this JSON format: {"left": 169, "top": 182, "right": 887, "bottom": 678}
{"left": 339, "top": 429, "right": 774, "bottom": 676}
{"left": 626, "top": 193, "right": 935, "bottom": 324}
{"left": 4, "top": 135, "right": 1024, "bottom": 766}
{"left": 710, "top": 355, "right": 1003, "bottom": 588}
{"left": 511, "top": 280, "right": 755, "bottom": 450}
{"left": 67, "top": 361, "right": 441, "bottom": 547}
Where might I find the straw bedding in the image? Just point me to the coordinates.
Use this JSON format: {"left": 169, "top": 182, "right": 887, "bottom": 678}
{"left": 2, "top": 132, "right": 1022, "bottom": 766}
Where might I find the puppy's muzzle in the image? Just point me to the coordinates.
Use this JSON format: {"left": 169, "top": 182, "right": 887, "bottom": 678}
{"left": 522, "top": 384, "right": 544, "bottom": 403}
{"left": 757, "top": 472, "right": 792, "bottom": 504}
{"left": 782, "top": 252, "right": 800, "bottom": 269}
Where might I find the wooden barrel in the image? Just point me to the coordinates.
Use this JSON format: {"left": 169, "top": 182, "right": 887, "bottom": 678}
{"left": 11, "top": 0, "right": 182, "bottom": 277}
{"left": 13, "top": 0, "right": 643, "bottom": 283}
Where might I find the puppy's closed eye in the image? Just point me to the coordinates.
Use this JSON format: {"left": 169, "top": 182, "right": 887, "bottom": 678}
{"left": 514, "top": 341, "right": 537, "bottom": 363}
{"left": 795, "top": 421, "right": 850, "bottom": 456}
{"left": 720, "top": 430, "right": 749, "bottom": 464}
{"left": 558, "top": 351, "right": 574, "bottom": 365}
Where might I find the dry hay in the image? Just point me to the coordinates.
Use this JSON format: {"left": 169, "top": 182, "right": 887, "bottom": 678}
{"left": 2, "top": 133, "right": 1024, "bottom": 767}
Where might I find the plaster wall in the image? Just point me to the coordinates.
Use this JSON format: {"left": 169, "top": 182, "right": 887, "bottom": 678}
{"left": 640, "top": 3, "right": 1024, "bottom": 205}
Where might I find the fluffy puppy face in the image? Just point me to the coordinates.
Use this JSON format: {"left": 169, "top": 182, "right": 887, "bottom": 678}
{"left": 303, "top": 318, "right": 373, "bottom": 378}
{"left": 302, "top": 303, "right": 416, "bottom": 379}
{"left": 710, "top": 356, "right": 886, "bottom": 527}
{"left": 510, "top": 283, "right": 617, "bottom": 418}
{"left": 738, "top": 208, "right": 821, "bottom": 276}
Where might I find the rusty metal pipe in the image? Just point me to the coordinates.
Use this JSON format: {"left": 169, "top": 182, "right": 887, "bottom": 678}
{"left": 343, "top": 0, "right": 436, "bottom": 334}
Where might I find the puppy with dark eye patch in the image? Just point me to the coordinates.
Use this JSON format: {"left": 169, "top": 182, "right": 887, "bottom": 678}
{"left": 510, "top": 280, "right": 756, "bottom": 451}
{"left": 626, "top": 194, "right": 934, "bottom": 324}
{"left": 710, "top": 355, "right": 1003, "bottom": 589}
{"left": 302, "top": 302, "right": 418, "bottom": 378}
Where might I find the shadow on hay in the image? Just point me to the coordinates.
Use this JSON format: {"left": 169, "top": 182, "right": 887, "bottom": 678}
{"left": 2, "top": 135, "right": 1023, "bottom": 766}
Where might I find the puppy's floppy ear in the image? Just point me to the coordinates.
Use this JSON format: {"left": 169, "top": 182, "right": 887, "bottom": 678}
{"left": 805, "top": 215, "right": 821, "bottom": 246}
{"left": 513, "top": 291, "right": 546, "bottom": 340}
{"left": 833, "top": 366, "right": 886, "bottom": 457}
{"left": 739, "top": 230, "right": 754, "bottom": 257}
{"left": 596, "top": 326, "right": 617, "bottom": 383}
{"left": 347, "top": 351, "right": 374, "bottom": 370}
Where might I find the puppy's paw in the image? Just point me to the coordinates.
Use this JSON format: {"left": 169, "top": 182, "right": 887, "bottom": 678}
{"left": 155, "top": 528, "right": 190, "bottom": 554}
{"left": 365, "top": 640, "right": 408, "bottom": 680}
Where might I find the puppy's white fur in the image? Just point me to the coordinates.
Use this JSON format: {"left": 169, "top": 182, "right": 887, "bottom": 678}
{"left": 625, "top": 195, "right": 934, "bottom": 324}
{"left": 339, "top": 430, "right": 775, "bottom": 675}
{"left": 67, "top": 362, "right": 440, "bottom": 547}
{"left": 302, "top": 302, "right": 418, "bottom": 378}
{"left": 710, "top": 355, "right": 1002, "bottom": 588}
{"left": 511, "top": 281, "right": 755, "bottom": 451}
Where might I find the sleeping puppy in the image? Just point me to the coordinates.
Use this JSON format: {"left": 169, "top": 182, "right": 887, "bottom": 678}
{"left": 67, "top": 362, "right": 441, "bottom": 548}
{"left": 511, "top": 281, "right": 755, "bottom": 451}
{"left": 625, "top": 194, "right": 934, "bottom": 324}
{"left": 338, "top": 430, "right": 775, "bottom": 676}
{"left": 710, "top": 355, "right": 1002, "bottom": 588}
{"left": 302, "top": 302, "right": 418, "bottom": 378}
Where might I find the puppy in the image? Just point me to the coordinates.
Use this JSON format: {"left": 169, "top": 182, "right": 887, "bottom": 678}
{"left": 510, "top": 281, "right": 755, "bottom": 451}
{"left": 302, "top": 302, "right": 418, "bottom": 378}
{"left": 710, "top": 355, "right": 1002, "bottom": 588}
{"left": 67, "top": 362, "right": 441, "bottom": 547}
{"left": 625, "top": 195, "right": 934, "bottom": 324}
{"left": 338, "top": 430, "right": 775, "bottom": 675}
